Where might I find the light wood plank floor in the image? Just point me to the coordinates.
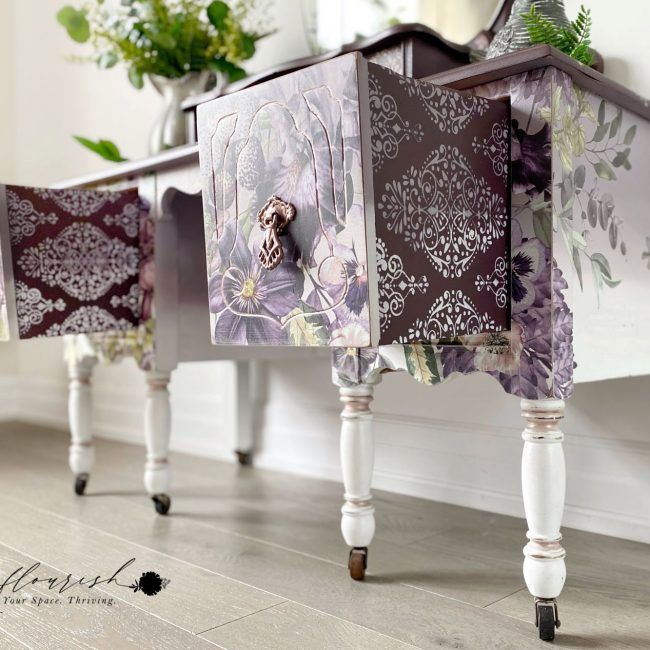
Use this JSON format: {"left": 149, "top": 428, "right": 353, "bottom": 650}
{"left": 0, "top": 421, "right": 647, "bottom": 649}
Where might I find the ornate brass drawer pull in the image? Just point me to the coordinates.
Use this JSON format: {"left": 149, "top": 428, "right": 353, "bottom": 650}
{"left": 257, "top": 196, "right": 296, "bottom": 270}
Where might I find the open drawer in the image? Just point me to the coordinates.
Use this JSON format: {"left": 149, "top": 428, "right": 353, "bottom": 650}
{"left": 198, "top": 52, "right": 510, "bottom": 347}
{"left": 0, "top": 185, "right": 146, "bottom": 340}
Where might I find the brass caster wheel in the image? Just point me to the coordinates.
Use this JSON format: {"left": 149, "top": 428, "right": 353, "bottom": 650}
{"left": 74, "top": 473, "right": 89, "bottom": 496}
{"left": 348, "top": 547, "right": 368, "bottom": 581}
{"left": 535, "top": 598, "right": 560, "bottom": 642}
{"left": 152, "top": 494, "right": 171, "bottom": 515}
{"left": 235, "top": 450, "right": 253, "bottom": 466}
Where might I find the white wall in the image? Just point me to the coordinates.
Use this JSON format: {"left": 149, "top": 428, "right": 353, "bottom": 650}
{"left": 2, "top": 0, "right": 650, "bottom": 543}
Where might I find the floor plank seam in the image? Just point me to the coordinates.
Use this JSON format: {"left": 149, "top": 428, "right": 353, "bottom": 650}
{"left": 195, "top": 600, "right": 289, "bottom": 636}
{"left": 399, "top": 580, "right": 532, "bottom": 627}
{"left": 482, "top": 587, "right": 527, "bottom": 609}
{"left": 0, "top": 627, "right": 32, "bottom": 649}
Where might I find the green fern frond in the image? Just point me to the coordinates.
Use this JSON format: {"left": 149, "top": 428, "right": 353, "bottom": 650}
{"left": 521, "top": 3, "right": 594, "bottom": 66}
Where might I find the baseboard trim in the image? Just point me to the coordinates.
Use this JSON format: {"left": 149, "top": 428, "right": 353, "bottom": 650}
{"left": 4, "top": 377, "right": 650, "bottom": 544}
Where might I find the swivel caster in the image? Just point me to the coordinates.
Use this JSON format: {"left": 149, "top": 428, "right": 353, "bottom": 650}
{"left": 151, "top": 494, "right": 171, "bottom": 515}
{"left": 235, "top": 450, "right": 252, "bottom": 466}
{"left": 348, "top": 547, "right": 368, "bottom": 581}
{"left": 535, "top": 598, "right": 560, "bottom": 642}
{"left": 74, "top": 473, "right": 89, "bottom": 496}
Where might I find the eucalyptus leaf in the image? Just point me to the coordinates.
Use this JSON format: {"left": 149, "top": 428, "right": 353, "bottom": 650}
{"left": 240, "top": 34, "right": 256, "bottom": 59}
{"left": 574, "top": 164, "right": 586, "bottom": 189}
{"left": 592, "top": 123, "right": 609, "bottom": 142}
{"left": 73, "top": 136, "right": 128, "bottom": 162}
{"left": 128, "top": 67, "right": 144, "bottom": 89}
{"left": 98, "top": 52, "right": 118, "bottom": 69}
{"left": 586, "top": 196, "right": 597, "bottom": 227}
{"left": 572, "top": 246, "right": 583, "bottom": 290}
{"left": 623, "top": 125, "right": 637, "bottom": 145}
{"left": 608, "top": 221, "right": 618, "bottom": 249}
{"left": 612, "top": 148, "right": 630, "bottom": 168}
{"left": 597, "top": 99, "right": 606, "bottom": 124}
{"left": 56, "top": 6, "right": 90, "bottom": 43}
{"left": 207, "top": 1, "right": 230, "bottom": 29}
{"left": 594, "top": 160, "right": 616, "bottom": 181}
{"left": 591, "top": 252, "right": 612, "bottom": 278}
{"left": 609, "top": 108, "right": 622, "bottom": 138}
{"left": 601, "top": 275, "right": 621, "bottom": 288}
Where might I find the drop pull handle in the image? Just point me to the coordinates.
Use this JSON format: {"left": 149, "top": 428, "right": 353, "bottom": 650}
{"left": 257, "top": 195, "right": 296, "bottom": 270}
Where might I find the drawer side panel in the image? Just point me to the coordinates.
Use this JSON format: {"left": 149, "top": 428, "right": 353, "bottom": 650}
{"left": 368, "top": 62, "right": 511, "bottom": 343}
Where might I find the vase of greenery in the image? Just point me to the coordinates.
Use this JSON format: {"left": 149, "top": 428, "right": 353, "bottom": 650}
{"left": 58, "top": 0, "right": 270, "bottom": 155}
{"left": 147, "top": 71, "right": 214, "bottom": 154}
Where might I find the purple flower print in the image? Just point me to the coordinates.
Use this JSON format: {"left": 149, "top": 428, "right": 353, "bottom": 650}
{"left": 331, "top": 345, "right": 379, "bottom": 385}
{"left": 343, "top": 244, "right": 369, "bottom": 316}
{"left": 552, "top": 264, "right": 575, "bottom": 397}
{"left": 208, "top": 232, "right": 300, "bottom": 344}
{"left": 511, "top": 220, "right": 548, "bottom": 313}
{"left": 511, "top": 119, "right": 551, "bottom": 196}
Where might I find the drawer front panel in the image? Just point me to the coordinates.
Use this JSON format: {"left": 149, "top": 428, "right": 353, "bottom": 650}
{"left": 199, "top": 54, "right": 374, "bottom": 347}
{"left": 368, "top": 63, "right": 511, "bottom": 343}
{"left": 1, "top": 185, "right": 144, "bottom": 339}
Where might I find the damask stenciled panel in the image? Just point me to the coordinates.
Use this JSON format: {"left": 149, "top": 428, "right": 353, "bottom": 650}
{"left": 198, "top": 53, "right": 375, "bottom": 348}
{"left": 1, "top": 185, "right": 146, "bottom": 339}
{"left": 368, "top": 62, "right": 511, "bottom": 343}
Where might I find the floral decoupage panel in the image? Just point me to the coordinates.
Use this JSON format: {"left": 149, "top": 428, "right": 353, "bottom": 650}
{"left": 551, "top": 73, "right": 650, "bottom": 382}
{"left": 200, "top": 54, "right": 373, "bottom": 348}
{"left": 334, "top": 68, "right": 569, "bottom": 400}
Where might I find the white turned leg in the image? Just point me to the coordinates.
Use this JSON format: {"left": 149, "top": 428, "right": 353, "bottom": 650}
{"left": 233, "top": 360, "right": 260, "bottom": 465}
{"left": 340, "top": 381, "right": 378, "bottom": 580}
{"left": 521, "top": 398, "right": 566, "bottom": 640}
{"left": 68, "top": 355, "right": 97, "bottom": 495}
{"left": 144, "top": 371, "right": 172, "bottom": 515}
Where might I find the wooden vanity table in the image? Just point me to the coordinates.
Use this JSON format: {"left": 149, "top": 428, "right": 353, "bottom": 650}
{"left": 22, "top": 19, "right": 646, "bottom": 641}
{"left": 196, "top": 43, "right": 650, "bottom": 642}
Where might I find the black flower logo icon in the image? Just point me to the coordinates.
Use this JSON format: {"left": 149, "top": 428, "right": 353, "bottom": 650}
{"left": 130, "top": 571, "right": 170, "bottom": 596}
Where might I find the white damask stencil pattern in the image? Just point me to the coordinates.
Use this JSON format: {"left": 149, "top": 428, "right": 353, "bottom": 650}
{"left": 475, "top": 256, "right": 509, "bottom": 308}
{"left": 45, "top": 306, "right": 133, "bottom": 336}
{"left": 472, "top": 119, "right": 509, "bottom": 177}
{"left": 15, "top": 281, "right": 66, "bottom": 336}
{"left": 103, "top": 202, "right": 141, "bottom": 237}
{"left": 397, "top": 75, "right": 490, "bottom": 134}
{"left": 369, "top": 72, "right": 424, "bottom": 170}
{"left": 377, "top": 145, "right": 507, "bottom": 278}
{"left": 395, "top": 289, "right": 498, "bottom": 342}
{"left": 376, "top": 238, "right": 428, "bottom": 329}
{"left": 17, "top": 222, "right": 139, "bottom": 301}
{"left": 6, "top": 189, "right": 58, "bottom": 244}
{"left": 110, "top": 284, "right": 141, "bottom": 316}
{"left": 33, "top": 188, "right": 119, "bottom": 217}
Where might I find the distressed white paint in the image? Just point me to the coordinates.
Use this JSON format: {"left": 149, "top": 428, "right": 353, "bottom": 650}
{"left": 67, "top": 355, "right": 97, "bottom": 478}
{"left": 143, "top": 371, "right": 172, "bottom": 496}
{"left": 521, "top": 399, "right": 566, "bottom": 599}
{"left": 339, "top": 382, "right": 378, "bottom": 549}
